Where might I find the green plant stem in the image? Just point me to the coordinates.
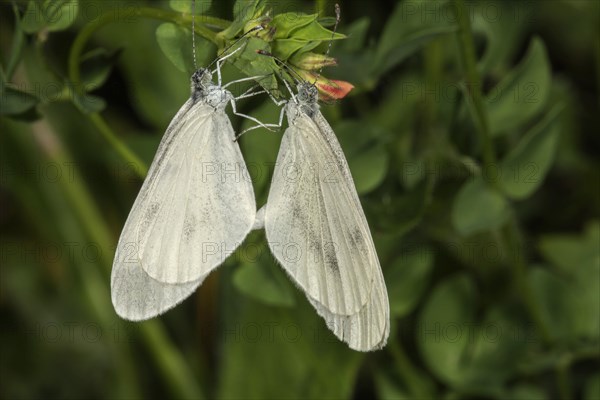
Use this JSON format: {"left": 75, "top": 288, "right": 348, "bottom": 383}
{"left": 452, "top": 0, "right": 495, "bottom": 169}
{"left": 423, "top": 39, "right": 442, "bottom": 132}
{"left": 27, "top": 118, "right": 139, "bottom": 398}
{"left": 316, "top": 0, "right": 328, "bottom": 16}
{"left": 556, "top": 356, "right": 572, "bottom": 400}
{"left": 30, "top": 116, "right": 204, "bottom": 399}
{"left": 88, "top": 113, "right": 148, "bottom": 177}
{"left": 142, "top": 321, "right": 206, "bottom": 400}
{"left": 595, "top": 23, "right": 600, "bottom": 107}
{"left": 503, "top": 220, "right": 552, "bottom": 345}
{"left": 389, "top": 340, "right": 430, "bottom": 398}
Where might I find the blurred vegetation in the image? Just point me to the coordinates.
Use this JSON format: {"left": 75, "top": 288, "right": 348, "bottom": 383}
{"left": 1, "top": 0, "right": 599, "bottom": 399}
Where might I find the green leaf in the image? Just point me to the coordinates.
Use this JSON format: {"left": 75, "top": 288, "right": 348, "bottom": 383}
{"left": 21, "top": 1, "right": 46, "bottom": 34}
{"left": 72, "top": 91, "right": 106, "bottom": 114}
{"left": 419, "top": 276, "right": 529, "bottom": 394}
{"left": 386, "top": 246, "right": 434, "bottom": 317}
{"left": 539, "top": 221, "right": 600, "bottom": 275}
{"left": 335, "top": 120, "right": 389, "bottom": 195}
{"left": 472, "top": 2, "right": 527, "bottom": 75}
{"left": 529, "top": 265, "right": 599, "bottom": 341}
{"left": 156, "top": 23, "right": 192, "bottom": 74}
{"left": 373, "top": 0, "right": 456, "bottom": 77}
{"left": 272, "top": 38, "right": 316, "bottom": 61}
{"left": 43, "top": 0, "right": 78, "bottom": 32}
{"left": 349, "top": 145, "right": 389, "bottom": 194}
{"left": 271, "top": 12, "right": 345, "bottom": 42}
{"left": 272, "top": 13, "right": 317, "bottom": 39}
{"left": 487, "top": 37, "right": 551, "bottom": 136}
{"left": 532, "top": 222, "right": 600, "bottom": 340}
{"left": 452, "top": 177, "right": 510, "bottom": 235}
{"left": 232, "top": 0, "right": 262, "bottom": 20}
{"left": 0, "top": 85, "right": 40, "bottom": 115}
{"left": 417, "top": 274, "right": 477, "bottom": 386}
{"left": 232, "top": 241, "right": 296, "bottom": 307}
{"left": 80, "top": 48, "right": 121, "bottom": 89}
{"left": 499, "top": 106, "right": 562, "bottom": 199}
{"left": 156, "top": 23, "right": 213, "bottom": 74}
{"left": 288, "top": 20, "right": 345, "bottom": 42}
{"left": 21, "top": 0, "right": 79, "bottom": 33}
{"left": 5, "top": 3, "right": 27, "bottom": 79}
{"left": 221, "top": 0, "right": 265, "bottom": 40}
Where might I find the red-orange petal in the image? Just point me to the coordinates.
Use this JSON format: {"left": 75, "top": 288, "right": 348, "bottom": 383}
{"left": 317, "top": 79, "right": 354, "bottom": 100}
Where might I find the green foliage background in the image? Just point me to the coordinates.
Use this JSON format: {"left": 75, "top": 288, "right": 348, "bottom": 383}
{"left": 1, "top": 0, "right": 599, "bottom": 399}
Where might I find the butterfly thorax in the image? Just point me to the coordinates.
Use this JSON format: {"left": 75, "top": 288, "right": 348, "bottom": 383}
{"left": 190, "top": 68, "right": 232, "bottom": 110}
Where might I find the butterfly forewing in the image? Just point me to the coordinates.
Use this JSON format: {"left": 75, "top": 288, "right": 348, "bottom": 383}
{"left": 265, "top": 104, "right": 382, "bottom": 318}
{"left": 111, "top": 89, "right": 256, "bottom": 320}
{"left": 137, "top": 102, "right": 256, "bottom": 284}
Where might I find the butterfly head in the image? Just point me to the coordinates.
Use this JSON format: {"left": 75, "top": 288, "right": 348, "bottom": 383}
{"left": 293, "top": 81, "right": 319, "bottom": 117}
{"left": 191, "top": 68, "right": 213, "bottom": 92}
{"left": 297, "top": 82, "right": 318, "bottom": 104}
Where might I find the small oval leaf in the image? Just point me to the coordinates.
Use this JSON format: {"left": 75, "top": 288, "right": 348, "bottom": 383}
{"left": 487, "top": 37, "right": 551, "bottom": 136}
{"left": 452, "top": 177, "right": 510, "bottom": 235}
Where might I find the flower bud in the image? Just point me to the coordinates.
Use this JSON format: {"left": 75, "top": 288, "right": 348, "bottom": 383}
{"left": 290, "top": 52, "right": 337, "bottom": 71}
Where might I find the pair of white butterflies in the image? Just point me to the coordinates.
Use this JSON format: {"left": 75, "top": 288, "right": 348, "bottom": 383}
{"left": 110, "top": 39, "right": 389, "bottom": 352}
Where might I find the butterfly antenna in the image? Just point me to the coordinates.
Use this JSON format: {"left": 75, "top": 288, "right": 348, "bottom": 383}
{"left": 314, "top": 3, "right": 341, "bottom": 84}
{"left": 192, "top": 0, "right": 197, "bottom": 70}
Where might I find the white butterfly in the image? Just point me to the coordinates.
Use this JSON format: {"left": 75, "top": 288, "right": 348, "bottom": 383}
{"left": 111, "top": 47, "right": 275, "bottom": 321}
{"left": 254, "top": 80, "right": 390, "bottom": 351}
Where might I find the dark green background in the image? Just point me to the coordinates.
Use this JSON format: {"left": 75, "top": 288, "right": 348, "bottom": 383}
{"left": 1, "top": 0, "right": 598, "bottom": 399}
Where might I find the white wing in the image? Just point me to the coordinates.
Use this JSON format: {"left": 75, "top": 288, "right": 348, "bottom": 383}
{"left": 111, "top": 98, "right": 255, "bottom": 319}
{"left": 309, "top": 264, "right": 389, "bottom": 351}
{"left": 111, "top": 243, "right": 202, "bottom": 321}
{"left": 265, "top": 105, "right": 389, "bottom": 350}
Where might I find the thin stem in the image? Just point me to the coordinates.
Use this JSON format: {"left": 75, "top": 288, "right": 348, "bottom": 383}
{"left": 30, "top": 117, "right": 203, "bottom": 399}
{"left": 88, "top": 113, "right": 148, "bottom": 178}
{"left": 423, "top": 40, "right": 442, "bottom": 126}
{"left": 452, "top": 0, "right": 495, "bottom": 169}
{"left": 503, "top": 218, "right": 552, "bottom": 345}
{"left": 141, "top": 321, "right": 206, "bottom": 399}
{"left": 316, "top": 0, "right": 328, "bottom": 16}
{"left": 556, "top": 356, "right": 572, "bottom": 400}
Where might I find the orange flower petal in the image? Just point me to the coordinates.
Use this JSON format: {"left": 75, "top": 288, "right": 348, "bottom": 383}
{"left": 316, "top": 79, "right": 354, "bottom": 100}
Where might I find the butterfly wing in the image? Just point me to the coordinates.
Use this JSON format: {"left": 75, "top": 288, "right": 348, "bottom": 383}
{"left": 111, "top": 98, "right": 256, "bottom": 319}
{"left": 265, "top": 105, "right": 389, "bottom": 350}
{"left": 308, "top": 264, "right": 389, "bottom": 351}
